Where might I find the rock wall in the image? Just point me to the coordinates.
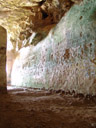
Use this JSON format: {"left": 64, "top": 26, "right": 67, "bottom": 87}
{"left": 0, "top": 26, "right": 7, "bottom": 93}
{"left": 11, "top": 0, "right": 96, "bottom": 95}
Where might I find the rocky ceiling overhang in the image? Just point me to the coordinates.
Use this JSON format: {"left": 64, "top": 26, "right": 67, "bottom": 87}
{"left": 0, "top": 0, "right": 82, "bottom": 50}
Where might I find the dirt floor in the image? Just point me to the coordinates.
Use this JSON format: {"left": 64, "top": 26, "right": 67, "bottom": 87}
{"left": 0, "top": 87, "right": 96, "bottom": 128}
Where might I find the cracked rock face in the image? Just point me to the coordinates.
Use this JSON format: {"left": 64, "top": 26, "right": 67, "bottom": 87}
{"left": 0, "top": 0, "right": 80, "bottom": 50}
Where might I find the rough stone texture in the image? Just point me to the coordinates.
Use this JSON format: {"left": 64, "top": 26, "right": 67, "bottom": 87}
{"left": 11, "top": 0, "right": 96, "bottom": 95}
{"left": 0, "top": 0, "right": 79, "bottom": 51}
{"left": 0, "top": 26, "right": 7, "bottom": 93}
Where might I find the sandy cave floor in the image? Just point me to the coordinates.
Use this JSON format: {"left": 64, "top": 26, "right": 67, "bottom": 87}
{"left": 0, "top": 87, "right": 96, "bottom": 128}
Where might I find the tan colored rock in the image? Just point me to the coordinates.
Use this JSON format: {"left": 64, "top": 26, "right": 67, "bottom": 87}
{"left": 0, "top": 26, "right": 7, "bottom": 93}
{"left": 0, "top": 0, "right": 78, "bottom": 50}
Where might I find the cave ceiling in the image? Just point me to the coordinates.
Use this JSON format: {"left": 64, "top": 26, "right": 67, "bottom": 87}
{"left": 0, "top": 0, "right": 82, "bottom": 50}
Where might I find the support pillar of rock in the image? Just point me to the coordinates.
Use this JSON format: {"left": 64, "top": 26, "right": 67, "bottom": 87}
{"left": 0, "top": 26, "right": 7, "bottom": 94}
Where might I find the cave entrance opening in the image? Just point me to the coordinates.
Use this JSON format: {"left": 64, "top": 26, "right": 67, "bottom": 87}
{"left": 6, "top": 50, "right": 15, "bottom": 87}
{"left": 6, "top": 34, "right": 18, "bottom": 90}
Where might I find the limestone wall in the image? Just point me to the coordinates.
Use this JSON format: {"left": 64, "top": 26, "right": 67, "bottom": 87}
{"left": 0, "top": 26, "right": 7, "bottom": 93}
{"left": 11, "top": 0, "right": 96, "bottom": 95}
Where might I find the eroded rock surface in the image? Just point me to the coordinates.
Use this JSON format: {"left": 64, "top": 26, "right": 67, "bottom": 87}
{"left": 1, "top": 0, "right": 96, "bottom": 95}
{"left": 11, "top": 0, "right": 96, "bottom": 95}
{"left": 0, "top": 0, "right": 77, "bottom": 50}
